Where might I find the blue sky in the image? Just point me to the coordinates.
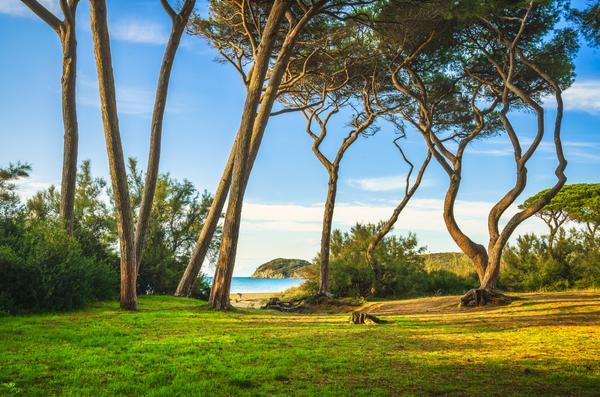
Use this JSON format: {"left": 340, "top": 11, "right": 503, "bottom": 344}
{"left": 1, "top": 0, "right": 599, "bottom": 276}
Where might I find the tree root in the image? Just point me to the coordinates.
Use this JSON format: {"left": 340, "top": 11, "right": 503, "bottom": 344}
{"left": 459, "top": 288, "right": 516, "bottom": 308}
{"left": 349, "top": 311, "right": 384, "bottom": 325}
{"left": 262, "top": 297, "right": 305, "bottom": 312}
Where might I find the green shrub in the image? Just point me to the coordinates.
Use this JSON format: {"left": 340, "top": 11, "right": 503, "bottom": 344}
{"left": 309, "top": 223, "right": 476, "bottom": 299}
{"left": 500, "top": 230, "right": 600, "bottom": 291}
{"left": 0, "top": 220, "right": 117, "bottom": 314}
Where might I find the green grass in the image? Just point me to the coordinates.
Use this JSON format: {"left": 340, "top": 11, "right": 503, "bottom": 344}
{"left": 1, "top": 292, "right": 599, "bottom": 396}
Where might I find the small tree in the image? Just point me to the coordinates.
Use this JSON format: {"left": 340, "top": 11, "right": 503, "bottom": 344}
{"left": 523, "top": 184, "right": 600, "bottom": 249}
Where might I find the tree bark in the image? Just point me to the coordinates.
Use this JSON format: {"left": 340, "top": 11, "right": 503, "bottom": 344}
{"left": 21, "top": 0, "right": 80, "bottom": 236}
{"left": 175, "top": 144, "right": 234, "bottom": 296}
{"left": 176, "top": 2, "right": 317, "bottom": 296}
{"left": 58, "top": 19, "right": 78, "bottom": 236}
{"left": 89, "top": 0, "right": 137, "bottom": 310}
{"left": 318, "top": 172, "right": 338, "bottom": 295}
{"left": 134, "top": 0, "right": 195, "bottom": 272}
{"left": 442, "top": 172, "right": 489, "bottom": 283}
{"left": 208, "top": 0, "right": 290, "bottom": 310}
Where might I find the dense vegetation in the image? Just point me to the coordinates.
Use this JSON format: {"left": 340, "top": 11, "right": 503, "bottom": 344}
{"left": 0, "top": 162, "right": 215, "bottom": 314}
{"left": 299, "top": 224, "right": 478, "bottom": 299}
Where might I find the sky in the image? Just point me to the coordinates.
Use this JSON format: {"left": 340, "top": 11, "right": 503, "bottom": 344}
{"left": 1, "top": 0, "right": 599, "bottom": 276}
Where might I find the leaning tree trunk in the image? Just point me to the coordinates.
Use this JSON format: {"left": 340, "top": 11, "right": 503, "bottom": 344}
{"left": 58, "top": 22, "right": 78, "bottom": 236}
{"left": 366, "top": 152, "right": 431, "bottom": 288}
{"left": 318, "top": 172, "right": 338, "bottom": 295}
{"left": 209, "top": 0, "right": 289, "bottom": 310}
{"left": 177, "top": 3, "right": 312, "bottom": 297}
{"left": 89, "top": 0, "right": 137, "bottom": 310}
{"left": 442, "top": 171, "right": 489, "bottom": 284}
{"left": 134, "top": 0, "right": 195, "bottom": 272}
{"left": 175, "top": 147, "right": 234, "bottom": 296}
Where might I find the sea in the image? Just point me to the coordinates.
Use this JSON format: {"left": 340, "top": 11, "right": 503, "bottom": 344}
{"left": 206, "top": 277, "right": 305, "bottom": 294}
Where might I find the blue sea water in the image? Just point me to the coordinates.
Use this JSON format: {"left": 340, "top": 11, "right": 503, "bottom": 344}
{"left": 206, "top": 277, "right": 305, "bottom": 293}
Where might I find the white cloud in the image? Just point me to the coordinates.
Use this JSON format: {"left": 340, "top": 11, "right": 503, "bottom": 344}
{"left": 468, "top": 138, "right": 600, "bottom": 162}
{"left": 561, "top": 80, "right": 600, "bottom": 113}
{"left": 111, "top": 19, "right": 168, "bottom": 45}
{"left": 348, "top": 174, "right": 427, "bottom": 192}
{"left": 231, "top": 198, "right": 550, "bottom": 274}
{"left": 240, "top": 198, "right": 545, "bottom": 237}
{"left": 0, "top": 0, "right": 59, "bottom": 17}
{"left": 14, "top": 178, "right": 53, "bottom": 200}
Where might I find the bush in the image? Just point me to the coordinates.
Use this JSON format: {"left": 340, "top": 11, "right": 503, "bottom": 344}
{"left": 0, "top": 220, "right": 118, "bottom": 314}
{"left": 309, "top": 223, "right": 476, "bottom": 299}
{"left": 500, "top": 230, "right": 600, "bottom": 291}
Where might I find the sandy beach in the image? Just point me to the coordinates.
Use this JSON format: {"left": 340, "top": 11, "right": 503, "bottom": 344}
{"left": 229, "top": 292, "right": 276, "bottom": 308}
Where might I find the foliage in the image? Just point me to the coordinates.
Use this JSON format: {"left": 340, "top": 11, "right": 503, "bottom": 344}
{"left": 522, "top": 184, "right": 600, "bottom": 249}
{"left": 305, "top": 223, "right": 476, "bottom": 298}
{"left": 127, "top": 159, "right": 220, "bottom": 296}
{"left": 501, "top": 230, "right": 600, "bottom": 291}
{"left": 571, "top": 1, "right": 600, "bottom": 47}
{"left": 0, "top": 160, "right": 218, "bottom": 312}
{"left": 0, "top": 218, "right": 118, "bottom": 314}
{"left": 0, "top": 162, "right": 30, "bottom": 219}
{"left": 1, "top": 294, "right": 599, "bottom": 396}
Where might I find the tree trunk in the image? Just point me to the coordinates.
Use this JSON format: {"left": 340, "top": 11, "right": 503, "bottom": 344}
{"left": 318, "top": 172, "right": 338, "bottom": 295}
{"left": 176, "top": 3, "right": 312, "bottom": 297}
{"left": 58, "top": 22, "right": 78, "bottom": 236}
{"left": 442, "top": 173, "right": 489, "bottom": 283}
{"left": 175, "top": 146, "right": 234, "bottom": 296}
{"left": 480, "top": 249, "right": 502, "bottom": 290}
{"left": 208, "top": 0, "right": 289, "bottom": 310}
{"left": 89, "top": 0, "right": 137, "bottom": 310}
{"left": 21, "top": 0, "right": 80, "bottom": 236}
{"left": 135, "top": 1, "right": 195, "bottom": 272}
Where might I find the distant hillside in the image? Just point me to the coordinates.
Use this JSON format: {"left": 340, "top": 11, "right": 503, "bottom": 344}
{"left": 423, "top": 252, "right": 474, "bottom": 277}
{"left": 251, "top": 258, "right": 312, "bottom": 279}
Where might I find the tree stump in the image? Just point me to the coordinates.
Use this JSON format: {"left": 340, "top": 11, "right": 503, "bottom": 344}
{"left": 350, "top": 312, "right": 383, "bottom": 324}
{"left": 459, "top": 289, "right": 515, "bottom": 307}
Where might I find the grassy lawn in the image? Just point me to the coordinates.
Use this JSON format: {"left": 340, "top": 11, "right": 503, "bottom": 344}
{"left": 1, "top": 292, "right": 599, "bottom": 396}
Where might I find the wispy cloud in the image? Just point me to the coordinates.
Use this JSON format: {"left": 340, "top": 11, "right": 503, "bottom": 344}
{"left": 14, "top": 178, "right": 53, "bottom": 200}
{"left": 239, "top": 198, "right": 546, "bottom": 237}
{"left": 78, "top": 77, "right": 183, "bottom": 117}
{"left": 0, "top": 0, "right": 59, "bottom": 17}
{"left": 111, "top": 19, "right": 168, "bottom": 45}
{"left": 468, "top": 138, "right": 600, "bottom": 162}
{"left": 560, "top": 80, "right": 600, "bottom": 114}
{"left": 348, "top": 174, "right": 434, "bottom": 192}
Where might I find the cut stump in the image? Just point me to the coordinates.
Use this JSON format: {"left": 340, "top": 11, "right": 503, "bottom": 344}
{"left": 459, "top": 288, "right": 516, "bottom": 307}
{"left": 350, "top": 312, "right": 383, "bottom": 325}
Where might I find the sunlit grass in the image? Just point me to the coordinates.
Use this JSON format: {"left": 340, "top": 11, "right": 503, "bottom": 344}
{"left": 1, "top": 292, "right": 599, "bottom": 396}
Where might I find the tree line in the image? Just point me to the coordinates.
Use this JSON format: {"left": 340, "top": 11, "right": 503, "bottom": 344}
{"left": 6, "top": 0, "right": 599, "bottom": 310}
